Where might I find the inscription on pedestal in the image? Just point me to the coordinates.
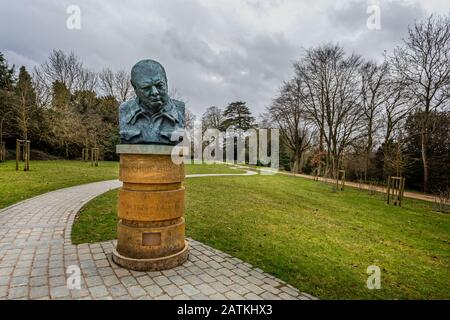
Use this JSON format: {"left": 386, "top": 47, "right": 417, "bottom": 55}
{"left": 119, "top": 154, "right": 184, "bottom": 184}
{"left": 142, "top": 233, "right": 161, "bottom": 246}
{"left": 118, "top": 187, "right": 184, "bottom": 221}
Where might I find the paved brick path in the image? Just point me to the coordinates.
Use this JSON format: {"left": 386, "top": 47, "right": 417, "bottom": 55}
{"left": 0, "top": 175, "right": 315, "bottom": 300}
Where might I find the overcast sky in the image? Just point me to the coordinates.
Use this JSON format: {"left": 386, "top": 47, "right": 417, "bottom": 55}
{"left": 1, "top": 0, "right": 449, "bottom": 117}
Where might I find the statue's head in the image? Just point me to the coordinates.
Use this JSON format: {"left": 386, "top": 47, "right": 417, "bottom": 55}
{"left": 131, "top": 59, "right": 169, "bottom": 112}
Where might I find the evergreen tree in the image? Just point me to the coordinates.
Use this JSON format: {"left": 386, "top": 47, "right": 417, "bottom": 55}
{"left": 222, "top": 101, "right": 255, "bottom": 131}
{"left": 51, "top": 81, "right": 71, "bottom": 109}
{"left": 16, "top": 66, "right": 37, "bottom": 103}
{"left": 0, "top": 52, "right": 15, "bottom": 90}
{"left": 48, "top": 81, "right": 82, "bottom": 158}
{"left": 221, "top": 101, "right": 256, "bottom": 163}
{"left": 0, "top": 52, "right": 16, "bottom": 144}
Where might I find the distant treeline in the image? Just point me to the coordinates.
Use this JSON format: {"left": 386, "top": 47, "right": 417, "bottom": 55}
{"left": 202, "top": 14, "right": 450, "bottom": 194}
{"left": 1, "top": 14, "right": 449, "bottom": 194}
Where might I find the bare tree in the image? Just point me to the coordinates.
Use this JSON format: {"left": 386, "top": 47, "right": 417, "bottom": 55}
{"left": 378, "top": 74, "right": 412, "bottom": 178}
{"left": 202, "top": 106, "right": 224, "bottom": 130}
{"left": 33, "top": 49, "right": 100, "bottom": 109}
{"left": 114, "top": 70, "right": 133, "bottom": 102}
{"left": 32, "top": 71, "right": 51, "bottom": 109}
{"left": 15, "top": 66, "right": 38, "bottom": 141}
{"left": 185, "top": 107, "right": 196, "bottom": 132}
{"left": 296, "top": 44, "right": 364, "bottom": 178}
{"left": 391, "top": 14, "right": 450, "bottom": 192}
{"left": 47, "top": 81, "right": 81, "bottom": 158}
{"left": 50, "top": 105, "right": 85, "bottom": 158}
{"left": 359, "top": 60, "right": 389, "bottom": 180}
{"left": 98, "top": 69, "right": 113, "bottom": 96}
{"left": 384, "top": 130, "right": 409, "bottom": 177}
{"left": 35, "top": 50, "right": 84, "bottom": 92}
{"left": 78, "top": 69, "right": 98, "bottom": 92}
{"left": 269, "top": 78, "right": 312, "bottom": 173}
{"left": 98, "top": 68, "right": 133, "bottom": 102}
{"left": 383, "top": 79, "right": 411, "bottom": 145}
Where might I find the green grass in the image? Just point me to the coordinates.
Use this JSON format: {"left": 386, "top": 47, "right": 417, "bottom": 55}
{"left": 185, "top": 163, "right": 245, "bottom": 175}
{"left": 0, "top": 160, "right": 119, "bottom": 209}
{"left": 72, "top": 173, "right": 450, "bottom": 300}
{"left": 71, "top": 188, "right": 120, "bottom": 245}
{"left": 0, "top": 160, "right": 241, "bottom": 209}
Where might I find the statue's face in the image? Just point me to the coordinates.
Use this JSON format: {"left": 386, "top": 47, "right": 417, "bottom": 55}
{"left": 133, "top": 71, "right": 169, "bottom": 112}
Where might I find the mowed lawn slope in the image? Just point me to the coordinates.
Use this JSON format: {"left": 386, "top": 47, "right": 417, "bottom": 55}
{"left": 0, "top": 160, "right": 241, "bottom": 209}
{"left": 72, "top": 173, "right": 450, "bottom": 300}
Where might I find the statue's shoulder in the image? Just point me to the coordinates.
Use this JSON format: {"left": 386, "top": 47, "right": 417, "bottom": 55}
{"left": 119, "top": 98, "right": 138, "bottom": 113}
{"left": 119, "top": 98, "right": 139, "bottom": 124}
{"left": 171, "top": 99, "right": 185, "bottom": 126}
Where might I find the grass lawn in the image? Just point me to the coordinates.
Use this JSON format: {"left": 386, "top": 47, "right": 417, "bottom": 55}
{"left": 0, "top": 160, "right": 119, "bottom": 209}
{"left": 72, "top": 173, "right": 450, "bottom": 300}
{"left": 0, "top": 160, "right": 241, "bottom": 209}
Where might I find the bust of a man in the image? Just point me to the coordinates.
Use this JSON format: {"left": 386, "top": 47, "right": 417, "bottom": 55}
{"left": 119, "top": 59, "right": 185, "bottom": 145}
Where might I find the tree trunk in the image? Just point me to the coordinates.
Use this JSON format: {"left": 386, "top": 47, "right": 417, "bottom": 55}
{"left": 318, "top": 128, "right": 324, "bottom": 177}
{"left": 382, "top": 142, "right": 388, "bottom": 181}
{"left": 292, "top": 149, "right": 302, "bottom": 173}
{"left": 364, "top": 149, "right": 369, "bottom": 182}
{"left": 421, "top": 129, "right": 429, "bottom": 193}
{"left": 365, "top": 127, "right": 373, "bottom": 182}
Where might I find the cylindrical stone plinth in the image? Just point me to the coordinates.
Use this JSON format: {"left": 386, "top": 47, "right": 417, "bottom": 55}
{"left": 112, "top": 145, "right": 189, "bottom": 271}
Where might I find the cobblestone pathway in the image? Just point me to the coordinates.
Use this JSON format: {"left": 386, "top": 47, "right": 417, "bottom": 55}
{"left": 0, "top": 176, "right": 316, "bottom": 300}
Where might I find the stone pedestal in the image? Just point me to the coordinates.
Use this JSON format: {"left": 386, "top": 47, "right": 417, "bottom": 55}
{"left": 112, "top": 145, "right": 189, "bottom": 271}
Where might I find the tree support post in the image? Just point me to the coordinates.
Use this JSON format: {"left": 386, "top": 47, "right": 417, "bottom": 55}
{"left": 338, "top": 170, "right": 346, "bottom": 191}
{"left": 16, "top": 139, "right": 19, "bottom": 171}
{"left": 90, "top": 148, "right": 99, "bottom": 167}
{"left": 0, "top": 141, "right": 5, "bottom": 162}
{"left": 387, "top": 176, "right": 405, "bottom": 207}
{"left": 82, "top": 148, "right": 90, "bottom": 161}
{"left": 16, "top": 139, "right": 30, "bottom": 171}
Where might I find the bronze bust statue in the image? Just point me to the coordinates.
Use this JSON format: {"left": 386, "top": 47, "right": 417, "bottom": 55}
{"left": 119, "top": 59, "right": 185, "bottom": 145}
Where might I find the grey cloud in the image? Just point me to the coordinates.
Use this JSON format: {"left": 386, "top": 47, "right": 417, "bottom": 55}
{"left": 1, "top": 0, "right": 448, "bottom": 118}
{"left": 326, "top": 0, "right": 428, "bottom": 60}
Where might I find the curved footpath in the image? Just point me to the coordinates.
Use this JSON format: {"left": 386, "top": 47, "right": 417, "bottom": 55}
{"left": 0, "top": 170, "right": 316, "bottom": 300}
{"left": 239, "top": 165, "right": 438, "bottom": 203}
{"left": 285, "top": 172, "right": 438, "bottom": 203}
